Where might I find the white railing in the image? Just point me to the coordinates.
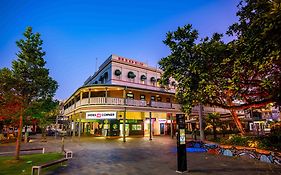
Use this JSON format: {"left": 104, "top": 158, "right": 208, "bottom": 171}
{"left": 107, "top": 97, "right": 124, "bottom": 105}
{"left": 90, "top": 97, "right": 106, "bottom": 104}
{"left": 151, "top": 101, "right": 172, "bottom": 108}
{"left": 76, "top": 101, "right": 81, "bottom": 107}
{"left": 126, "top": 99, "right": 147, "bottom": 106}
{"left": 81, "top": 98, "right": 88, "bottom": 105}
{"left": 64, "top": 97, "right": 181, "bottom": 114}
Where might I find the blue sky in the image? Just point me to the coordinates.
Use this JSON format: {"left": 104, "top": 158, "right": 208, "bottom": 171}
{"left": 0, "top": 0, "right": 240, "bottom": 100}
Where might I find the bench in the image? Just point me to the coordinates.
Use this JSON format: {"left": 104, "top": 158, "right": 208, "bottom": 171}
{"left": 0, "top": 148, "right": 45, "bottom": 156}
{"left": 31, "top": 158, "right": 68, "bottom": 175}
{"left": 21, "top": 148, "right": 45, "bottom": 154}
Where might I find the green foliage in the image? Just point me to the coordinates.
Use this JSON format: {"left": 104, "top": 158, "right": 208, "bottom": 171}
{"left": 12, "top": 27, "right": 58, "bottom": 104}
{"left": 227, "top": 0, "right": 281, "bottom": 106}
{"left": 223, "top": 135, "right": 249, "bottom": 146}
{"left": 27, "top": 98, "right": 59, "bottom": 129}
{"left": 220, "top": 134, "right": 281, "bottom": 151}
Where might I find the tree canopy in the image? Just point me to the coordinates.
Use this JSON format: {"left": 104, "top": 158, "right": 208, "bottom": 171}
{"left": 159, "top": 0, "right": 281, "bottom": 134}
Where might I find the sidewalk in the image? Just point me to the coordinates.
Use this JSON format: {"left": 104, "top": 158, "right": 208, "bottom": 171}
{"left": 1, "top": 135, "right": 281, "bottom": 175}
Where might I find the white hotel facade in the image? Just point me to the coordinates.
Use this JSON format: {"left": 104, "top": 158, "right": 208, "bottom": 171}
{"left": 63, "top": 54, "right": 230, "bottom": 137}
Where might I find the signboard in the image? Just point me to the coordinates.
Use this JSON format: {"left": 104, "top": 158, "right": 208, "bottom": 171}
{"left": 86, "top": 112, "right": 117, "bottom": 119}
{"left": 179, "top": 129, "right": 185, "bottom": 144}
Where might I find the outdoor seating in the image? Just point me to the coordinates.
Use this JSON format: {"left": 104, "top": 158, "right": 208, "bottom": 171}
{"left": 31, "top": 158, "right": 68, "bottom": 175}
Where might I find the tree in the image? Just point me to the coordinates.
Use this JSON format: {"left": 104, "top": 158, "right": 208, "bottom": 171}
{"left": 227, "top": 0, "right": 281, "bottom": 107}
{"left": 0, "top": 68, "right": 22, "bottom": 136}
{"left": 0, "top": 27, "right": 58, "bottom": 160}
{"left": 159, "top": 25, "right": 246, "bottom": 133}
{"left": 27, "top": 98, "right": 59, "bottom": 141}
{"left": 159, "top": 0, "right": 281, "bottom": 135}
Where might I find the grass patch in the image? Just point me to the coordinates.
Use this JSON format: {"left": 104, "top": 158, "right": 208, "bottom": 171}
{"left": 0, "top": 152, "right": 64, "bottom": 175}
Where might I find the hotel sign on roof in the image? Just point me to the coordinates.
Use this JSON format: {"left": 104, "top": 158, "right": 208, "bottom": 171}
{"left": 116, "top": 56, "right": 146, "bottom": 67}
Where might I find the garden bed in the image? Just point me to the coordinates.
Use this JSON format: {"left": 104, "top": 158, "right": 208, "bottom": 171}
{"left": 0, "top": 152, "right": 64, "bottom": 175}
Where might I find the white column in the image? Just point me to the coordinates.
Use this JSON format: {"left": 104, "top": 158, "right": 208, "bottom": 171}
{"left": 78, "top": 112, "right": 82, "bottom": 140}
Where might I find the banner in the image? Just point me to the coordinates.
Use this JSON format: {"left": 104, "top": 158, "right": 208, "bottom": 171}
{"left": 86, "top": 112, "right": 117, "bottom": 119}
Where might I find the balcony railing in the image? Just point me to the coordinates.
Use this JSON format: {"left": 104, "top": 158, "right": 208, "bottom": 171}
{"left": 64, "top": 97, "right": 231, "bottom": 116}
{"left": 151, "top": 101, "right": 172, "bottom": 108}
{"left": 64, "top": 97, "right": 180, "bottom": 114}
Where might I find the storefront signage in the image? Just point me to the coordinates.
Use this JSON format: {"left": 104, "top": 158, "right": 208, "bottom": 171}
{"left": 86, "top": 112, "right": 117, "bottom": 119}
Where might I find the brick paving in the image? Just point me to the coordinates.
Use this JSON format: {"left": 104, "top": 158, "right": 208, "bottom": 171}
{"left": 1, "top": 136, "right": 281, "bottom": 175}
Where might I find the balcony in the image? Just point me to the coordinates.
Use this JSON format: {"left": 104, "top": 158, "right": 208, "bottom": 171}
{"left": 64, "top": 97, "right": 231, "bottom": 116}
{"left": 64, "top": 97, "right": 180, "bottom": 114}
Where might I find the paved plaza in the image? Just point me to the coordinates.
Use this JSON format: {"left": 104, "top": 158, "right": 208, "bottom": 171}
{"left": 0, "top": 136, "right": 281, "bottom": 175}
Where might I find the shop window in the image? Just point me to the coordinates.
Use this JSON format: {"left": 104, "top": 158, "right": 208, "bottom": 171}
{"left": 126, "top": 93, "right": 134, "bottom": 99}
{"left": 151, "top": 96, "right": 155, "bottom": 101}
{"left": 140, "top": 95, "right": 145, "bottom": 101}
{"left": 132, "top": 124, "right": 142, "bottom": 130}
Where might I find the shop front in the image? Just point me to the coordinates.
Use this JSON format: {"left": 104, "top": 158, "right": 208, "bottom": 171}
{"left": 82, "top": 111, "right": 119, "bottom": 136}
{"left": 72, "top": 111, "right": 175, "bottom": 137}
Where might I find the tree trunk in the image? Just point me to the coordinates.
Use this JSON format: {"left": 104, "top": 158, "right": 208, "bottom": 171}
{"left": 199, "top": 103, "right": 205, "bottom": 141}
{"left": 41, "top": 126, "right": 46, "bottom": 142}
{"left": 230, "top": 110, "right": 245, "bottom": 135}
{"left": 15, "top": 109, "right": 23, "bottom": 160}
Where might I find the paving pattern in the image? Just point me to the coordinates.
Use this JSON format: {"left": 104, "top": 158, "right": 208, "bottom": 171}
{"left": 1, "top": 136, "right": 281, "bottom": 175}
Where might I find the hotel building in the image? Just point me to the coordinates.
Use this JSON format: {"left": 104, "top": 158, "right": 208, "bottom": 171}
{"left": 63, "top": 54, "right": 231, "bottom": 138}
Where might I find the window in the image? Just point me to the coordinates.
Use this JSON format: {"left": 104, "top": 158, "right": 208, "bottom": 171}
{"left": 126, "top": 93, "right": 134, "bottom": 99}
{"left": 140, "top": 95, "right": 145, "bottom": 101}
{"left": 132, "top": 124, "right": 142, "bottom": 130}
{"left": 151, "top": 96, "right": 155, "bottom": 101}
{"left": 166, "top": 98, "right": 170, "bottom": 103}
{"left": 157, "top": 96, "right": 162, "bottom": 102}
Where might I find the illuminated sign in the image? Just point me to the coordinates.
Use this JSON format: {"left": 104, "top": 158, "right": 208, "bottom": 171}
{"left": 86, "top": 112, "right": 117, "bottom": 119}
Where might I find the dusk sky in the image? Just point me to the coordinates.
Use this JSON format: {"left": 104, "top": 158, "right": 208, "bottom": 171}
{"left": 0, "top": 0, "right": 240, "bottom": 100}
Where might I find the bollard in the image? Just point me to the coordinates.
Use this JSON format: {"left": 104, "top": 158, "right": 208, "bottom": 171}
{"left": 176, "top": 114, "right": 187, "bottom": 173}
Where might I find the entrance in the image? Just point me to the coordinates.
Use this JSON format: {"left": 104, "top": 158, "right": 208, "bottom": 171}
{"left": 160, "top": 123, "right": 165, "bottom": 135}
{"left": 119, "top": 124, "right": 129, "bottom": 136}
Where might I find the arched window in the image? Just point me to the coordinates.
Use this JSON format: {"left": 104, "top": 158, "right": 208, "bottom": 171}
{"left": 128, "top": 71, "right": 136, "bottom": 79}
{"left": 150, "top": 77, "right": 156, "bottom": 82}
{"left": 114, "top": 69, "right": 121, "bottom": 76}
{"left": 140, "top": 75, "right": 147, "bottom": 81}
